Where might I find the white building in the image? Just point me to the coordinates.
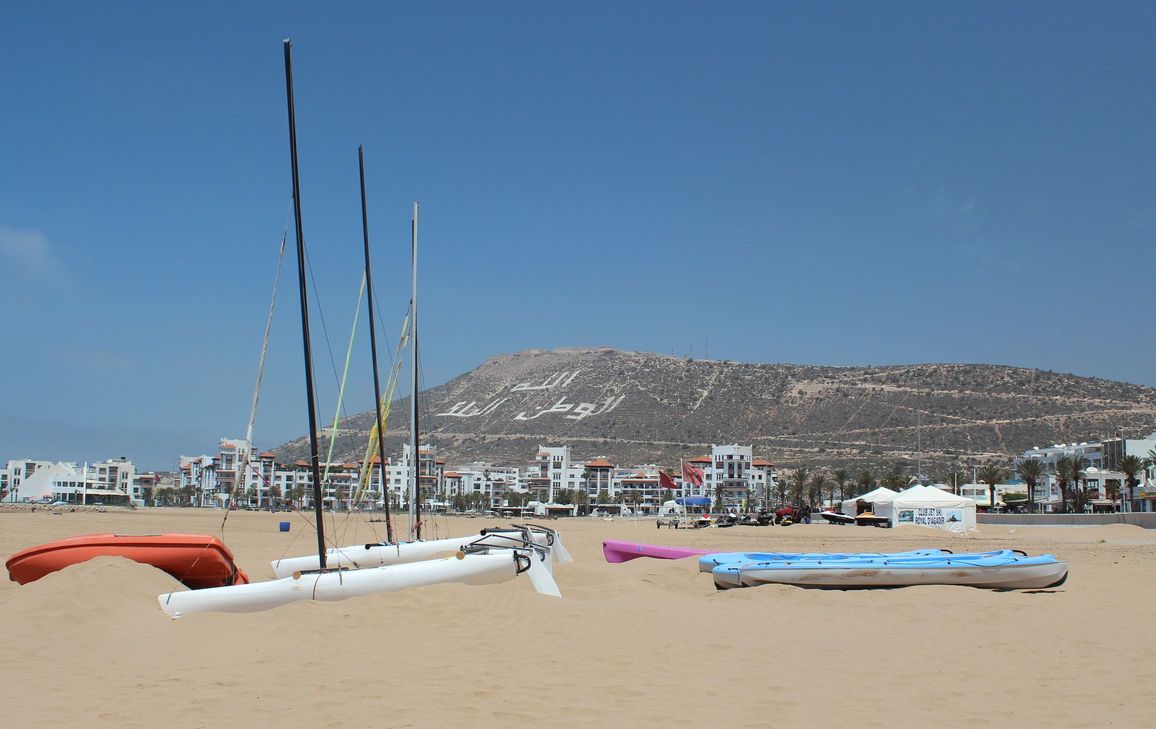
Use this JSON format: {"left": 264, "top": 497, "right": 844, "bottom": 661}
{"left": 372, "top": 444, "right": 444, "bottom": 509}
{"left": 444, "top": 463, "right": 523, "bottom": 509}
{"left": 524, "top": 446, "right": 583, "bottom": 502}
{"left": 1020, "top": 441, "right": 1104, "bottom": 472}
{"left": 1020, "top": 432, "right": 1156, "bottom": 512}
{"left": 2, "top": 459, "right": 54, "bottom": 502}
{"left": 178, "top": 455, "right": 218, "bottom": 507}
{"left": 685, "top": 445, "right": 778, "bottom": 509}
{"left": 583, "top": 458, "right": 615, "bottom": 501}
{"left": 2, "top": 457, "right": 142, "bottom": 506}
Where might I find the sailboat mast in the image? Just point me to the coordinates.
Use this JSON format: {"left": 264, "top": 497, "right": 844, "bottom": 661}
{"left": 409, "top": 201, "right": 421, "bottom": 540}
{"left": 283, "top": 39, "right": 328, "bottom": 569}
{"left": 358, "top": 146, "right": 394, "bottom": 544}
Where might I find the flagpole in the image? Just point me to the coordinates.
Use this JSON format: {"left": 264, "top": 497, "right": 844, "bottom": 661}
{"left": 678, "top": 458, "right": 684, "bottom": 523}
{"left": 680, "top": 458, "right": 686, "bottom": 526}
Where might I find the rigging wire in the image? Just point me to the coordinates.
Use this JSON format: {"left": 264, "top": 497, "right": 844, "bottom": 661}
{"left": 320, "top": 272, "right": 369, "bottom": 546}
{"left": 302, "top": 244, "right": 361, "bottom": 456}
{"left": 414, "top": 345, "right": 447, "bottom": 539}
{"left": 372, "top": 286, "right": 396, "bottom": 367}
{"left": 290, "top": 246, "right": 415, "bottom": 548}
{"left": 280, "top": 222, "right": 416, "bottom": 546}
{"left": 322, "top": 271, "right": 366, "bottom": 483}
{"left": 354, "top": 311, "right": 409, "bottom": 503}
{"left": 223, "top": 201, "right": 291, "bottom": 534}
{"left": 296, "top": 243, "right": 363, "bottom": 547}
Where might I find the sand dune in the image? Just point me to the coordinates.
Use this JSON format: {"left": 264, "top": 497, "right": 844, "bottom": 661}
{"left": 2, "top": 508, "right": 1154, "bottom": 728}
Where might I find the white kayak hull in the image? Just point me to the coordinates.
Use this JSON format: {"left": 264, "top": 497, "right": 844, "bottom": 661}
{"left": 271, "top": 529, "right": 549, "bottom": 579}
{"left": 714, "top": 568, "right": 744, "bottom": 590}
{"left": 735, "top": 560, "right": 1068, "bottom": 590}
{"left": 159, "top": 551, "right": 521, "bottom": 617}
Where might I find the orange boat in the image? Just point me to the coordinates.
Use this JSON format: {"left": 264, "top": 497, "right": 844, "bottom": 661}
{"left": 5, "top": 533, "right": 250, "bottom": 589}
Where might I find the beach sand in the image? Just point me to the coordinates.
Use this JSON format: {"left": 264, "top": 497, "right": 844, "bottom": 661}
{"left": 1, "top": 507, "right": 1153, "bottom": 728}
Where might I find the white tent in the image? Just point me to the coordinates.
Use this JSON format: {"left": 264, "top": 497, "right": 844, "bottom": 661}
{"left": 841, "top": 486, "right": 899, "bottom": 517}
{"left": 875, "top": 485, "right": 977, "bottom": 533}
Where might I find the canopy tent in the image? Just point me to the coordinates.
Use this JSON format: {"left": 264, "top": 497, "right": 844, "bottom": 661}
{"left": 875, "top": 484, "right": 977, "bottom": 533}
{"left": 676, "top": 496, "right": 711, "bottom": 506}
{"left": 840, "top": 487, "right": 899, "bottom": 517}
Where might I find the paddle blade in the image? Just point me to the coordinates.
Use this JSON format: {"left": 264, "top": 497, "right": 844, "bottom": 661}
{"left": 527, "top": 553, "right": 562, "bottom": 597}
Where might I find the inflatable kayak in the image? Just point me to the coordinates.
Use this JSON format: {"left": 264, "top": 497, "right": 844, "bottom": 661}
{"left": 720, "top": 553, "right": 1068, "bottom": 590}
{"left": 698, "top": 548, "right": 957, "bottom": 573}
{"left": 6, "top": 533, "right": 250, "bottom": 589}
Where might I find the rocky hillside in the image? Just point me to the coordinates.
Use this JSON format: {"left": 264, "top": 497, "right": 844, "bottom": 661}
{"left": 275, "top": 348, "right": 1156, "bottom": 473}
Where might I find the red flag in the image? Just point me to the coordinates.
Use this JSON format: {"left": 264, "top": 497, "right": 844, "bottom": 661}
{"left": 658, "top": 470, "right": 678, "bottom": 489}
{"left": 682, "top": 462, "right": 704, "bottom": 486}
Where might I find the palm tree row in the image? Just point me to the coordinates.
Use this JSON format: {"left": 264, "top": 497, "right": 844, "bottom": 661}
{"left": 779, "top": 449, "right": 1156, "bottom": 514}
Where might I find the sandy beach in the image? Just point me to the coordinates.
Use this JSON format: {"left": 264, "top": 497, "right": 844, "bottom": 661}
{"left": 1, "top": 507, "right": 1153, "bottom": 728}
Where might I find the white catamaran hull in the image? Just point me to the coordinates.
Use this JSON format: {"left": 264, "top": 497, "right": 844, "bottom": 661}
{"left": 270, "top": 529, "right": 554, "bottom": 579}
{"left": 736, "top": 560, "right": 1068, "bottom": 590}
{"left": 159, "top": 552, "right": 520, "bottom": 617}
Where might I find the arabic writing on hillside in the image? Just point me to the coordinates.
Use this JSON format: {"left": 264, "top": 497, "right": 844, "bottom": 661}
{"left": 514, "top": 394, "right": 625, "bottom": 421}
{"left": 510, "top": 370, "right": 580, "bottom": 392}
{"left": 437, "top": 399, "right": 508, "bottom": 418}
{"left": 436, "top": 370, "right": 626, "bottom": 421}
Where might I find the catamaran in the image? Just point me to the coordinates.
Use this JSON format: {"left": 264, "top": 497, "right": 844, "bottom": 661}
{"left": 157, "top": 40, "right": 561, "bottom": 617}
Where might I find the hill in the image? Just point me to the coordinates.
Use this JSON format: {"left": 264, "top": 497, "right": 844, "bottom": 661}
{"left": 275, "top": 348, "right": 1156, "bottom": 473}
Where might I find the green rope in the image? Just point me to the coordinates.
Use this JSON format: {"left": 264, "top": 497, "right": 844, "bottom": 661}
{"left": 322, "top": 272, "right": 367, "bottom": 486}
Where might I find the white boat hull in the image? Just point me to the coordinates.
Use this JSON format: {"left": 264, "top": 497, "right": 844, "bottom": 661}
{"left": 713, "top": 569, "right": 743, "bottom": 590}
{"left": 159, "top": 551, "right": 520, "bottom": 617}
{"left": 270, "top": 529, "right": 548, "bottom": 579}
{"left": 736, "top": 560, "right": 1068, "bottom": 590}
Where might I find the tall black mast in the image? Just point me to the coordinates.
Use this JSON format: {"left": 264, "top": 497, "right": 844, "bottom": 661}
{"left": 409, "top": 203, "right": 421, "bottom": 540}
{"left": 283, "top": 39, "right": 328, "bottom": 569}
{"left": 358, "top": 146, "right": 394, "bottom": 544}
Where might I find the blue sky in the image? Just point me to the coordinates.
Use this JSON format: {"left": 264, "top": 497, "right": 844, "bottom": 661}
{"left": 2, "top": 2, "right": 1154, "bottom": 470}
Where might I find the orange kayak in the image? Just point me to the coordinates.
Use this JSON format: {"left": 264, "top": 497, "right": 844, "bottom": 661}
{"left": 5, "top": 533, "right": 250, "bottom": 589}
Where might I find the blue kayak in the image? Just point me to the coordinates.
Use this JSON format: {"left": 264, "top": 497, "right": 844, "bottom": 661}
{"left": 714, "top": 553, "right": 1067, "bottom": 590}
{"left": 698, "top": 548, "right": 953, "bottom": 573}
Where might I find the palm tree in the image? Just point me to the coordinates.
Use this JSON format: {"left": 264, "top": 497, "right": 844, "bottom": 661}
{"left": 774, "top": 477, "right": 789, "bottom": 507}
{"left": 807, "top": 470, "right": 827, "bottom": 511}
{"left": 575, "top": 489, "right": 590, "bottom": 515}
{"left": 790, "top": 467, "right": 809, "bottom": 508}
{"left": 856, "top": 469, "right": 873, "bottom": 496}
{"left": 881, "top": 462, "right": 907, "bottom": 490}
{"left": 1069, "top": 454, "right": 1089, "bottom": 512}
{"left": 832, "top": 469, "right": 850, "bottom": 502}
{"left": 940, "top": 464, "right": 967, "bottom": 495}
{"left": 977, "top": 463, "right": 1006, "bottom": 512}
{"left": 1117, "top": 455, "right": 1145, "bottom": 512}
{"left": 1017, "top": 458, "right": 1045, "bottom": 513}
{"left": 1053, "top": 456, "right": 1072, "bottom": 513}
{"left": 287, "top": 484, "right": 305, "bottom": 509}
{"left": 711, "top": 483, "right": 725, "bottom": 512}
{"left": 623, "top": 489, "right": 642, "bottom": 513}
